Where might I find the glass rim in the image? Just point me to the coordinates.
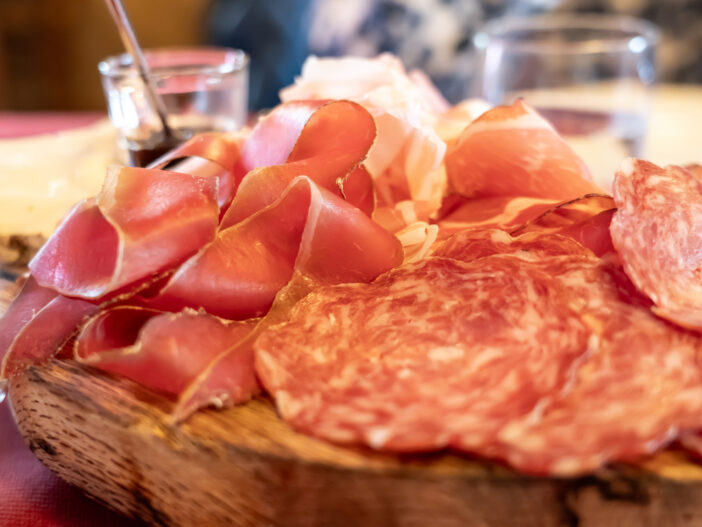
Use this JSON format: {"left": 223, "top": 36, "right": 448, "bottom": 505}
{"left": 98, "top": 46, "right": 249, "bottom": 79}
{"left": 474, "top": 14, "right": 660, "bottom": 55}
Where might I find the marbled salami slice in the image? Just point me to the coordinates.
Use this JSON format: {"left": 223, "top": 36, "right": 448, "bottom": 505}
{"left": 496, "top": 257, "right": 702, "bottom": 475}
{"left": 610, "top": 159, "right": 702, "bottom": 330}
{"left": 255, "top": 256, "right": 588, "bottom": 453}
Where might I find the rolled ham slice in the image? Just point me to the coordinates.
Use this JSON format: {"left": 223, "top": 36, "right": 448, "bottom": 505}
{"left": 28, "top": 166, "right": 219, "bottom": 300}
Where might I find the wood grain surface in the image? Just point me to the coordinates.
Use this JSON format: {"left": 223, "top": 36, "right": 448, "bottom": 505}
{"left": 5, "top": 279, "right": 702, "bottom": 527}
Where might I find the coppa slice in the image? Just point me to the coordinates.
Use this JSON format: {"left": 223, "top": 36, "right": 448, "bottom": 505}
{"left": 496, "top": 258, "right": 702, "bottom": 475}
{"left": 255, "top": 255, "right": 588, "bottom": 452}
{"left": 446, "top": 100, "right": 602, "bottom": 201}
{"left": 610, "top": 159, "right": 702, "bottom": 330}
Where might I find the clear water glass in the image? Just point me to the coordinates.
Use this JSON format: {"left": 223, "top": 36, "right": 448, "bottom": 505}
{"left": 99, "top": 47, "right": 248, "bottom": 167}
{"left": 473, "top": 15, "right": 659, "bottom": 190}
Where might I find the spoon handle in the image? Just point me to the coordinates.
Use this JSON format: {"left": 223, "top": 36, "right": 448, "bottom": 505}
{"left": 104, "top": 0, "right": 173, "bottom": 139}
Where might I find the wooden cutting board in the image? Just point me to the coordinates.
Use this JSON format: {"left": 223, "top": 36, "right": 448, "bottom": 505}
{"left": 5, "top": 279, "right": 702, "bottom": 527}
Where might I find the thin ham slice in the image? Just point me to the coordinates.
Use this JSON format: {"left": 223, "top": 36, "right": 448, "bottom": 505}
{"left": 0, "top": 277, "right": 58, "bottom": 366}
{"left": 151, "top": 132, "right": 245, "bottom": 208}
{"left": 446, "top": 100, "right": 603, "bottom": 201}
{"left": 610, "top": 159, "right": 702, "bottom": 331}
{"left": 28, "top": 166, "right": 219, "bottom": 299}
{"left": 1, "top": 288, "right": 96, "bottom": 378}
{"left": 433, "top": 229, "right": 593, "bottom": 262}
{"left": 172, "top": 272, "right": 321, "bottom": 421}
{"left": 149, "top": 176, "right": 403, "bottom": 319}
{"left": 280, "top": 55, "right": 447, "bottom": 217}
{"left": 221, "top": 100, "right": 377, "bottom": 224}
{"left": 510, "top": 194, "right": 616, "bottom": 257}
{"left": 75, "top": 306, "right": 256, "bottom": 396}
{"left": 435, "top": 195, "right": 561, "bottom": 241}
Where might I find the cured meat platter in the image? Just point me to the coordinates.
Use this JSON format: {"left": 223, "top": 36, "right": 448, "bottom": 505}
{"left": 6, "top": 289, "right": 702, "bottom": 527}
{"left": 3, "top": 55, "right": 702, "bottom": 526}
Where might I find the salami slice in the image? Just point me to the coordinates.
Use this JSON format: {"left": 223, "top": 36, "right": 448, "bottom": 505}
{"left": 495, "top": 258, "right": 702, "bottom": 475}
{"left": 255, "top": 255, "right": 589, "bottom": 453}
{"left": 610, "top": 159, "right": 702, "bottom": 330}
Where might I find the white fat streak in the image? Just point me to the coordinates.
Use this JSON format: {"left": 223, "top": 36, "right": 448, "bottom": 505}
{"left": 457, "top": 105, "right": 555, "bottom": 144}
{"left": 366, "top": 427, "right": 391, "bottom": 449}
{"left": 619, "top": 157, "right": 636, "bottom": 177}
{"left": 274, "top": 390, "right": 304, "bottom": 419}
{"left": 293, "top": 176, "right": 323, "bottom": 270}
{"left": 98, "top": 165, "right": 127, "bottom": 292}
{"left": 395, "top": 201, "right": 419, "bottom": 225}
{"left": 428, "top": 346, "right": 465, "bottom": 362}
{"left": 396, "top": 222, "right": 439, "bottom": 263}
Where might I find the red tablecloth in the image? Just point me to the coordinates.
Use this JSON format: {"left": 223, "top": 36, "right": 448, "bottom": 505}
{"left": 0, "top": 114, "right": 143, "bottom": 526}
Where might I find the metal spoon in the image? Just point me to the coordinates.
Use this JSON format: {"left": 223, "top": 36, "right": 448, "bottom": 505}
{"left": 103, "top": 0, "right": 173, "bottom": 140}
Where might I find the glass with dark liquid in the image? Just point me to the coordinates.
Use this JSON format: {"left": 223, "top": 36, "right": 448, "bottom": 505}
{"left": 473, "top": 15, "right": 659, "bottom": 191}
{"left": 99, "top": 48, "right": 248, "bottom": 167}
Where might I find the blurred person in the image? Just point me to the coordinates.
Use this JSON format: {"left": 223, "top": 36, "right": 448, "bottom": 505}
{"left": 207, "top": 0, "right": 702, "bottom": 109}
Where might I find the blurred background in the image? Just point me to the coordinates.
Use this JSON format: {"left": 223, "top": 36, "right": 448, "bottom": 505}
{"left": 1, "top": 0, "right": 700, "bottom": 112}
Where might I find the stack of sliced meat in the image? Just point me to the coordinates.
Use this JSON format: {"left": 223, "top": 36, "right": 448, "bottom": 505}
{"left": 2, "top": 55, "right": 702, "bottom": 477}
{"left": 0, "top": 99, "right": 404, "bottom": 412}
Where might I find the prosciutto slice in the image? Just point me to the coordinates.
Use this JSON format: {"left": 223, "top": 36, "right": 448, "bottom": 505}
{"left": 149, "top": 176, "right": 403, "bottom": 319}
{"left": 435, "top": 195, "right": 561, "bottom": 241}
{"left": 151, "top": 132, "right": 245, "bottom": 208}
{"left": 225, "top": 100, "right": 376, "bottom": 219}
{"left": 610, "top": 159, "right": 702, "bottom": 330}
{"left": 433, "top": 229, "right": 593, "bottom": 262}
{"left": 511, "top": 194, "right": 616, "bottom": 257}
{"left": 1, "top": 279, "right": 96, "bottom": 378}
{"left": 75, "top": 307, "right": 256, "bottom": 396}
{"left": 280, "top": 55, "right": 447, "bottom": 216}
{"left": 446, "top": 100, "right": 603, "bottom": 200}
{"left": 28, "top": 166, "right": 219, "bottom": 299}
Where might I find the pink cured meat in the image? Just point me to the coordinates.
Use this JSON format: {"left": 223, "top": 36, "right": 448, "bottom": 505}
{"left": 510, "top": 195, "right": 617, "bottom": 257}
{"left": 435, "top": 195, "right": 561, "bottom": 241}
{"left": 255, "top": 255, "right": 589, "bottom": 453}
{"left": 222, "top": 100, "right": 376, "bottom": 222}
{"left": 151, "top": 132, "right": 244, "bottom": 208}
{"left": 1, "top": 290, "right": 97, "bottom": 378}
{"left": 0, "top": 277, "right": 58, "bottom": 366}
{"left": 150, "top": 176, "right": 403, "bottom": 319}
{"left": 610, "top": 159, "right": 702, "bottom": 330}
{"left": 75, "top": 307, "right": 256, "bottom": 397}
{"left": 28, "top": 166, "right": 219, "bottom": 299}
{"left": 446, "top": 100, "right": 602, "bottom": 200}
{"left": 432, "top": 229, "right": 593, "bottom": 262}
{"left": 495, "top": 257, "right": 702, "bottom": 475}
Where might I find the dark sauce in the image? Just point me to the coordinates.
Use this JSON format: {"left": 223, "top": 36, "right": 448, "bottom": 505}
{"left": 127, "top": 135, "right": 183, "bottom": 167}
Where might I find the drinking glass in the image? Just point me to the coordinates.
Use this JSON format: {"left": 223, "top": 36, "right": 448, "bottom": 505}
{"left": 99, "top": 47, "right": 248, "bottom": 167}
{"left": 473, "top": 15, "right": 659, "bottom": 190}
